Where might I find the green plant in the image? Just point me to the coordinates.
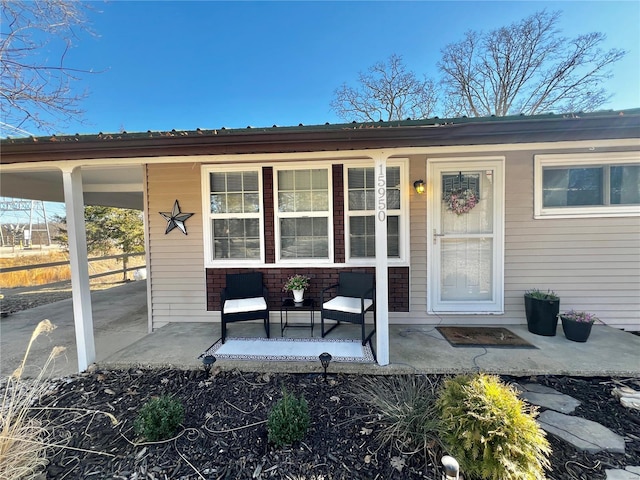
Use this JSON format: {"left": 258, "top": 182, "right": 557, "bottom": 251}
{"left": 267, "top": 389, "right": 309, "bottom": 447}
{"left": 134, "top": 395, "right": 185, "bottom": 441}
{"left": 351, "top": 375, "right": 443, "bottom": 466}
{"left": 437, "top": 373, "right": 551, "bottom": 480}
{"left": 283, "top": 274, "right": 310, "bottom": 292}
{"left": 525, "top": 289, "right": 559, "bottom": 301}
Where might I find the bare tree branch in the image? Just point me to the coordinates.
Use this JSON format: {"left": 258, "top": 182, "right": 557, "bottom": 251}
{"left": 438, "top": 10, "right": 626, "bottom": 117}
{"left": 331, "top": 54, "right": 438, "bottom": 122}
{"left": 0, "top": 0, "right": 97, "bottom": 134}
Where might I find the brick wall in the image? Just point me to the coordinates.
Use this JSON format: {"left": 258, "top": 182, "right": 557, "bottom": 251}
{"left": 206, "top": 267, "right": 409, "bottom": 312}
{"left": 332, "top": 164, "right": 345, "bottom": 263}
{"left": 263, "top": 167, "right": 275, "bottom": 264}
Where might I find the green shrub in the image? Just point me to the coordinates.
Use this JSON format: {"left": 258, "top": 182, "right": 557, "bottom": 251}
{"left": 437, "top": 373, "right": 550, "bottom": 480}
{"left": 267, "top": 389, "right": 309, "bottom": 447}
{"left": 134, "top": 395, "right": 185, "bottom": 441}
{"left": 352, "top": 375, "right": 442, "bottom": 465}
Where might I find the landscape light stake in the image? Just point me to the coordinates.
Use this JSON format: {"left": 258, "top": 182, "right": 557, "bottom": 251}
{"left": 202, "top": 355, "right": 216, "bottom": 375}
{"left": 319, "top": 352, "right": 332, "bottom": 381}
{"left": 441, "top": 455, "right": 459, "bottom": 480}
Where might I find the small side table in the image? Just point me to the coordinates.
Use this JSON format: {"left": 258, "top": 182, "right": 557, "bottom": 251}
{"left": 280, "top": 298, "right": 315, "bottom": 337}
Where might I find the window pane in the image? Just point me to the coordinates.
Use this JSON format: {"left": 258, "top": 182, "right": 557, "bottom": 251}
{"left": 212, "top": 217, "right": 260, "bottom": 259}
{"left": 278, "top": 170, "right": 295, "bottom": 190}
{"left": 210, "top": 194, "right": 225, "bottom": 214}
{"left": 349, "top": 191, "right": 366, "bottom": 210}
{"left": 226, "top": 193, "right": 243, "bottom": 213}
{"left": 243, "top": 171, "right": 259, "bottom": 191}
{"left": 543, "top": 167, "right": 603, "bottom": 207}
{"left": 227, "top": 173, "right": 243, "bottom": 192}
{"left": 278, "top": 192, "right": 295, "bottom": 212}
{"left": 387, "top": 167, "right": 400, "bottom": 188}
{"left": 611, "top": 165, "right": 640, "bottom": 205}
{"left": 387, "top": 189, "right": 400, "bottom": 210}
{"left": 295, "top": 170, "right": 311, "bottom": 189}
{"left": 312, "top": 191, "right": 329, "bottom": 210}
{"left": 349, "top": 215, "right": 400, "bottom": 257}
{"left": 348, "top": 168, "right": 366, "bottom": 189}
{"left": 312, "top": 169, "right": 328, "bottom": 189}
{"left": 244, "top": 193, "right": 259, "bottom": 213}
{"left": 211, "top": 173, "right": 226, "bottom": 193}
{"left": 295, "top": 191, "right": 312, "bottom": 211}
{"left": 279, "top": 218, "right": 328, "bottom": 259}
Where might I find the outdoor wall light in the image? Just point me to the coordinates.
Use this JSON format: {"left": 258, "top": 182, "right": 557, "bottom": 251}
{"left": 413, "top": 180, "right": 425, "bottom": 194}
{"left": 319, "top": 352, "right": 332, "bottom": 380}
{"left": 202, "top": 355, "right": 216, "bottom": 375}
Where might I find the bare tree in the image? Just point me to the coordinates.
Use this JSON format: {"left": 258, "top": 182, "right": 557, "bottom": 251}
{"left": 331, "top": 54, "right": 439, "bottom": 122}
{"left": 0, "top": 0, "right": 95, "bottom": 134}
{"left": 438, "top": 10, "right": 626, "bottom": 117}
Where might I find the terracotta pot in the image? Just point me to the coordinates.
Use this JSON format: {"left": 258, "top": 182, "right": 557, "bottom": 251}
{"left": 560, "top": 316, "right": 594, "bottom": 342}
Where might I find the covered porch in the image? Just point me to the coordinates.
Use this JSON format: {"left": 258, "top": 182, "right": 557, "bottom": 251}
{"left": 2, "top": 280, "right": 638, "bottom": 378}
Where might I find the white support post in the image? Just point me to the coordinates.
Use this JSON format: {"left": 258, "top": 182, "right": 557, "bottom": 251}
{"left": 61, "top": 166, "right": 95, "bottom": 371}
{"left": 374, "top": 154, "right": 390, "bottom": 366}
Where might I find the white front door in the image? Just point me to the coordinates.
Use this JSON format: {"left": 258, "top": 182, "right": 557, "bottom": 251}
{"left": 428, "top": 158, "right": 504, "bottom": 313}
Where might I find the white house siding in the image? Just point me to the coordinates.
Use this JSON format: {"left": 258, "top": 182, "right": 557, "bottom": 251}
{"left": 404, "top": 147, "right": 639, "bottom": 330}
{"left": 144, "top": 147, "right": 639, "bottom": 331}
{"left": 503, "top": 149, "right": 640, "bottom": 330}
{"left": 147, "top": 163, "right": 210, "bottom": 329}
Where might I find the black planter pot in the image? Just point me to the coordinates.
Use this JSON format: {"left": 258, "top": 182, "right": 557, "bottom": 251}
{"left": 561, "top": 316, "right": 593, "bottom": 342}
{"left": 524, "top": 295, "right": 560, "bottom": 336}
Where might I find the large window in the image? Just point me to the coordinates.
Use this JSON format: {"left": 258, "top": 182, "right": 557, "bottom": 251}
{"left": 345, "top": 163, "right": 406, "bottom": 261}
{"left": 535, "top": 153, "right": 640, "bottom": 218}
{"left": 275, "top": 167, "right": 331, "bottom": 260}
{"left": 204, "top": 168, "right": 263, "bottom": 262}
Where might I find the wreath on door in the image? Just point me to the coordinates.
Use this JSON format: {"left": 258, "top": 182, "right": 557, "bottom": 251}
{"left": 443, "top": 188, "right": 478, "bottom": 215}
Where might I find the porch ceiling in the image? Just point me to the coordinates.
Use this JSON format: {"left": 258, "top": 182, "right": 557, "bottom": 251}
{"left": 0, "top": 165, "right": 143, "bottom": 210}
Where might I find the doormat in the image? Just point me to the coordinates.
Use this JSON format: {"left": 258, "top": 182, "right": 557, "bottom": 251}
{"left": 200, "top": 337, "right": 376, "bottom": 363}
{"left": 436, "top": 326, "right": 536, "bottom": 348}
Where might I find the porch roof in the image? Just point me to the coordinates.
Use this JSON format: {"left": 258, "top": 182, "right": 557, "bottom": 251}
{"left": 2, "top": 108, "right": 639, "bottom": 163}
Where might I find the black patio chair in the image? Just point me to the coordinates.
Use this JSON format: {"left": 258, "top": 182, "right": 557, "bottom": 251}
{"left": 321, "top": 272, "right": 376, "bottom": 345}
{"left": 220, "top": 272, "right": 270, "bottom": 343}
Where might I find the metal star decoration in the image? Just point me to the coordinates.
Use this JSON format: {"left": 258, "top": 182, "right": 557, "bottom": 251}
{"left": 160, "top": 200, "right": 194, "bottom": 235}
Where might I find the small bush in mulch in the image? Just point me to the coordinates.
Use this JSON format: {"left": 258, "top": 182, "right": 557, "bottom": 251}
{"left": 437, "top": 373, "right": 551, "bottom": 480}
{"left": 351, "top": 374, "right": 443, "bottom": 468}
{"left": 134, "top": 394, "right": 185, "bottom": 441}
{"left": 266, "top": 388, "right": 310, "bottom": 447}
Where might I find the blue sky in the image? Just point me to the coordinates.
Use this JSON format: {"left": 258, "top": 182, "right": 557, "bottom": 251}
{"left": 31, "top": 0, "right": 640, "bottom": 136}
{"left": 2, "top": 0, "right": 638, "bottom": 223}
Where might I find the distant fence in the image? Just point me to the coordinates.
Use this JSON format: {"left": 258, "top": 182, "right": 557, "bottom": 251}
{"left": 0, "top": 252, "right": 146, "bottom": 283}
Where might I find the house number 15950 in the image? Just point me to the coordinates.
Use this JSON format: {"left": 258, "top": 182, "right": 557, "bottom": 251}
{"left": 377, "top": 165, "right": 386, "bottom": 222}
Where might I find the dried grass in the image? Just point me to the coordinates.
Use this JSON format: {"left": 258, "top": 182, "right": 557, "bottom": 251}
{"left": 0, "top": 320, "right": 117, "bottom": 480}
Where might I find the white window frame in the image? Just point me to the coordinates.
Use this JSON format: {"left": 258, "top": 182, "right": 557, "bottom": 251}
{"left": 273, "top": 164, "right": 334, "bottom": 264}
{"left": 344, "top": 159, "right": 410, "bottom": 265}
{"left": 534, "top": 152, "right": 640, "bottom": 219}
{"left": 201, "top": 165, "right": 264, "bottom": 267}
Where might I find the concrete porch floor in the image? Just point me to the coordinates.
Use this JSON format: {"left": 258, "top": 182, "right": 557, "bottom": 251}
{"left": 1, "top": 280, "right": 639, "bottom": 378}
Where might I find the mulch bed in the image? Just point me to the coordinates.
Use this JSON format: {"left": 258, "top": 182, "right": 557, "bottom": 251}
{"left": 26, "top": 369, "right": 640, "bottom": 480}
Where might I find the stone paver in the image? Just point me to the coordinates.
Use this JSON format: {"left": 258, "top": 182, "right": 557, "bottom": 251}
{"left": 538, "top": 410, "right": 625, "bottom": 453}
{"left": 605, "top": 466, "right": 640, "bottom": 480}
{"left": 516, "top": 382, "right": 581, "bottom": 414}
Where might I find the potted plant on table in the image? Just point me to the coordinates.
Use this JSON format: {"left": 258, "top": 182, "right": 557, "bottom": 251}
{"left": 524, "top": 289, "right": 560, "bottom": 336}
{"left": 559, "top": 310, "right": 599, "bottom": 342}
{"left": 283, "top": 274, "right": 310, "bottom": 303}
